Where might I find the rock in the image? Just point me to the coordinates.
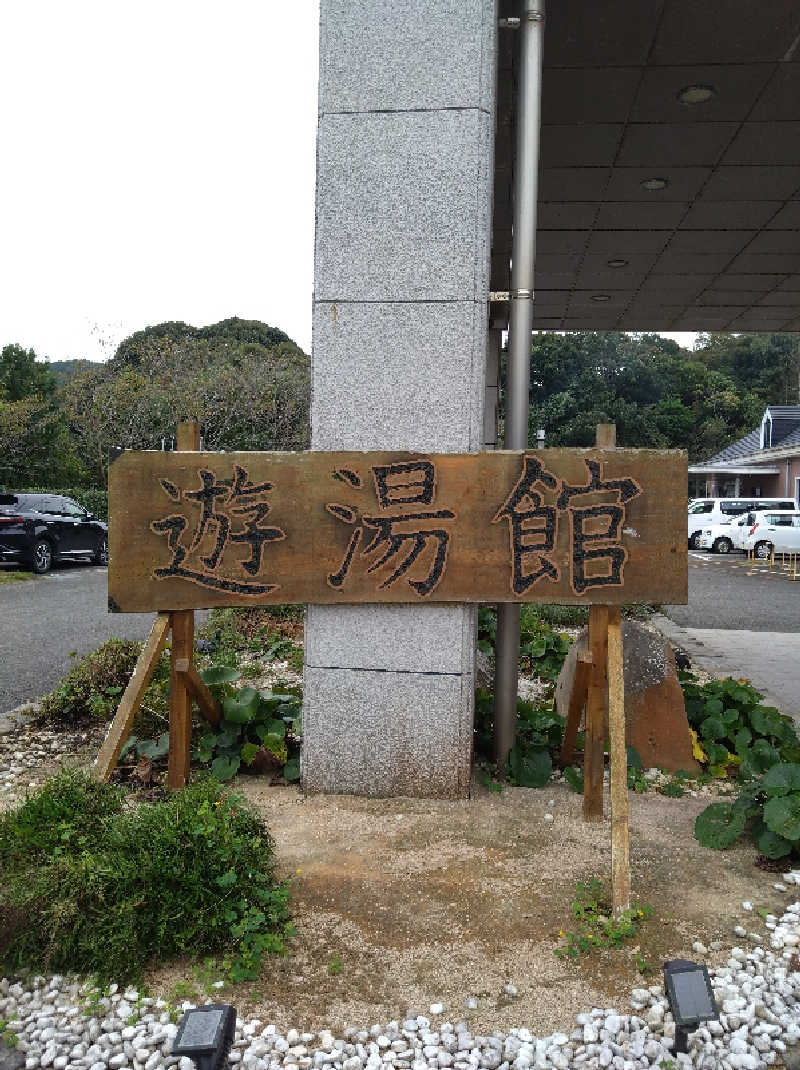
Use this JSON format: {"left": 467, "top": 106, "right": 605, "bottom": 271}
{"left": 554, "top": 620, "right": 700, "bottom": 772}
{"left": 0, "top": 1043, "right": 26, "bottom": 1070}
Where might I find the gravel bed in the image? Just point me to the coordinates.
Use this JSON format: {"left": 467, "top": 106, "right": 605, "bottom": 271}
{"left": 1, "top": 883, "right": 799, "bottom": 1070}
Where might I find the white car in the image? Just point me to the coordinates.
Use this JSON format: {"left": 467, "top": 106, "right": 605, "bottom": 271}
{"left": 695, "top": 517, "right": 749, "bottom": 554}
{"left": 688, "top": 497, "right": 795, "bottom": 549}
{"left": 743, "top": 510, "right": 800, "bottom": 559}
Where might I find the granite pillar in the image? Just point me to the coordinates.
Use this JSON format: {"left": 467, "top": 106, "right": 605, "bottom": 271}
{"left": 302, "top": 0, "right": 498, "bottom": 798}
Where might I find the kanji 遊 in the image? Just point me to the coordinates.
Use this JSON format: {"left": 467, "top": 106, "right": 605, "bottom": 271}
{"left": 109, "top": 448, "right": 686, "bottom": 611}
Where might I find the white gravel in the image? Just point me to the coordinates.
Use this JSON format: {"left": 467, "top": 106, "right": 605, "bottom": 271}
{"left": 2, "top": 885, "right": 800, "bottom": 1070}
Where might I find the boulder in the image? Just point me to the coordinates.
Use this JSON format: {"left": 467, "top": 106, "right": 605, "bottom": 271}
{"left": 555, "top": 620, "right": 700, "bottom": 773}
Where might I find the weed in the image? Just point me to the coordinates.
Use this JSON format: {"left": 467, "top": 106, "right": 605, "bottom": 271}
{"left": 0, "top": 570, "right": 34, "bottom": 584}
{"left": 327, "top": 955, "right": 343, "bottom": 976}
{"left": 38, "top": 639, "right": 143, "bottom": 725}
{"left": 0, "top": 772, "right": 294, "bottom": 983}
{"left": 554, "top": 878, "right": 653, "bottom": 959}
{"left": 636, "top": 955, "right": 653, "bottom": 976}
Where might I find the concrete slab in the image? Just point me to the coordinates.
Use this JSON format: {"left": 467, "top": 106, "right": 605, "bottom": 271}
{"left": 653, "top": 614, "right": 800, "bottom": 725}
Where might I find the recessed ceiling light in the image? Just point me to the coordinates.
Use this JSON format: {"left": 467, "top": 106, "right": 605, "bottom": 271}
{"left": 678, "top": 84, "right": 716, "bottom": 105}
{"left": 641, "top": 177, "right": 669, "bottom": 191}
{"left": 590, "top": 294, "right": 611, "bottom": 302}
{"left": 607, "top": 258, "right": 629, "bottom": 268}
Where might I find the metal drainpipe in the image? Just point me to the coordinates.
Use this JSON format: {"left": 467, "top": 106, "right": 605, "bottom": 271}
{"left": 494, "top": 0, "right": 545, "bottom": 775}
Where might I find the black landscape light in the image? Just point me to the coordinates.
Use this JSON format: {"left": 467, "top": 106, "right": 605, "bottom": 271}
{"left": 172, "top": 1004, "right": 237, "bottom": 1070}
{"left": 663, "top": 959, "right": 718, "bottom": 1054}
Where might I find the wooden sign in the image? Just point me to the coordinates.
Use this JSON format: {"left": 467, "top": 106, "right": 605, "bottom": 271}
{"left": 108, "top": 448, "right": 687, "bottom": 612}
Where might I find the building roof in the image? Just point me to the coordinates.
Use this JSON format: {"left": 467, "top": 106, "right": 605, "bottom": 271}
{"left": 704, "top": 429, "right": 762, "bottom": 466}
{"left": 699, "top": 405, "right": 800, "bottom": 468}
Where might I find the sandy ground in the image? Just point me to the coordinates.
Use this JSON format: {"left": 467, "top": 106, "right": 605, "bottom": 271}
{"left": 140, "top": 776, "right": 791, "bottom": 1039}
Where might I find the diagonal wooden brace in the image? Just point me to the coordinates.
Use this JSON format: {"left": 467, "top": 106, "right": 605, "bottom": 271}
{"left": 94, "top": 613, "right": 171, "bottom": 781}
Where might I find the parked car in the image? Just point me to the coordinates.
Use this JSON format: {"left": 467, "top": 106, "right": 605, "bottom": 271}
{"left": 0, "top": 492, "right": 108, "bottom": 574}
{"left": 688, "top": 497, "right": 795, "bottom": 549}
{"left": 742, "top": 509, "right": 800, "bottom": 560}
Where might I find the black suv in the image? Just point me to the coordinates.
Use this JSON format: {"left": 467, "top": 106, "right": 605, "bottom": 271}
{"left": 0, "top": 493, "right": 108, "bottom": 574}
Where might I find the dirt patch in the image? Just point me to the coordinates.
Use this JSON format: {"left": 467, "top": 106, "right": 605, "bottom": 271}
{"left": 142, "top": 777, "right": 788, "bottom": 1038}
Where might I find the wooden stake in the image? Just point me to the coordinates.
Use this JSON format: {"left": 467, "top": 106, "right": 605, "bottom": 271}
{"left": 595, "top": 422, "right": 617, "bottom": 448}
{"left": 584, "top": 605, "right": 608, "bottom": 821}
{"left": 607, "top": 607, "right": 631, "bottom": 916}
{"left": 174, "top": 658, "right": 222, "bottom": 725}
{"left": 164, "top": 419, "right": 201, "bottom": 790}
{"left": 94, "top": 614, "right": 171, "bottom": 780}
{"left": 167, "top": 610, "right": 194, "bottom": 789}
{"left": 559, "top": 649, "right": 592, "bottom": 768}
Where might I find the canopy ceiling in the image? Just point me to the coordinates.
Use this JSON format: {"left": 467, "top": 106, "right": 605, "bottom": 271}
{"left": 491, "top": 0, "right": 800, "bottom": 333}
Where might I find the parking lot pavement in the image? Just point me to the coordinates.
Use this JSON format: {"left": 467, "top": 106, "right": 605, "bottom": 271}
{"left": 0, "top": 565, "right": 155, "bottom": 720}
{"left": 657, "top": 549, "right": 800, "bottom": 726}
{"left": 664, "top": 550, "right": 800, "bottom": 631}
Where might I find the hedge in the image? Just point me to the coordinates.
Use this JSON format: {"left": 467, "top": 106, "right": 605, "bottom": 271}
{"left": 18, "top": 487, "right": 108, "bottom": 521}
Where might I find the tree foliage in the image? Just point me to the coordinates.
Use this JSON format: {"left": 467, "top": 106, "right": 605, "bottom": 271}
{"left": 62, "top": 318, "right": 310, "bottom": 484}
{"left": 520, "top": 332, "right": 766, "bottom": 461}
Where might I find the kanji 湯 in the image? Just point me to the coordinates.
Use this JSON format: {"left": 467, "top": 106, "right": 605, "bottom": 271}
{"left": 326, "top": 460, "right": 455, "bottom": 597}
{"left": 151, "top": 464, "right": 285, "bottom": 595}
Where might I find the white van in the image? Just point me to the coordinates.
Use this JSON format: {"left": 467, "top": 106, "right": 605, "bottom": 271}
{"left": 688, "top": 497, "right": 795, "bottom": 548}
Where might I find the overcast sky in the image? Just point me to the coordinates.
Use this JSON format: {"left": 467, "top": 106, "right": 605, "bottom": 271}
{"left": 0, "top": 2, "right": 320, "bottom": 362}
{"left": 0, "top": 3, "right": 695, "bottom": 364}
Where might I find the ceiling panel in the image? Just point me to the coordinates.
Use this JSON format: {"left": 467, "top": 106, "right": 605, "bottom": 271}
{"left": 584, "top": 230, "right": 670, "bottom": 254}
{"left": 542, "top": 68, "right": 641, "bottom": 123}
{"left": 630, "top": 65, "right": 773, "bottom": 123}
{"left": 766, "top": 202, "right": 800, "bottom": 228}
{"left": 544, "top": 0, "right": 665, "bottom": 66}
{"left": 664, "top": 230, "right": 755, "bottom": 254}
{"left": 594, "top": 202, "right": 688, "bottom": 228}
{"left": 651, "top": 0, "right": 800, "bottom": 63}
{"left": 681, "top": 201, "right": 782, "bottom": 229}
{"left": 723, "top": 122, "right": 800, "bottom": 166}
{"left": 540, "top": 124, "right": 623, "bottom": 166}
{"left": 493, "top": 1, "right": 800, "bottom": 333}
{"left": 699, "top": 166, "right": 800, "bottom": 200}
{"left": 751, "top": 65, "right": 800, "bottom": 122}
{"left": 604, "top": 167, "right": 710, "bottom": 200}
{"left": 538, "top": 168, "right": 611, "bottom": 201}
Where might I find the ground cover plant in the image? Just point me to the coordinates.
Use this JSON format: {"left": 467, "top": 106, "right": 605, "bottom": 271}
{"left": 554, "top": 877, "right": 653, "bottom": 960}
{"left": 680, "top": 673, "right": 800, "bottom": 778}
{"left": 0, "top": 771, "right": 293, "bottom": 982}
{"left": 695, "top": 762, "right": 800, "bottom": 860}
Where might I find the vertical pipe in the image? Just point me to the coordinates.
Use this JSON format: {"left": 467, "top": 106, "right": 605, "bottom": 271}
{"left": 495, "top": 0, "right": 545, "bottom": 774}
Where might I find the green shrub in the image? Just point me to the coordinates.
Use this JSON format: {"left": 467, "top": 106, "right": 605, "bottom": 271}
{"left": 474, "top": 688, "right": 564, "bottom": 788}
{"left": 695, "top": 762, "right": 800, "bottom": 859}
{"left": 38, "top": 639, "right": 142, "bottom": 724}
{"left": 18, "top": 487, "right": 107, "bottom": 520}
{"left": 198, "top": 608, "right": 304, "bottom": 671}
{"left": 0, "top": 772, "right": 293, "bottom": 982}
{"left": 478, "top": 608, "right": 572, "bottom": 681}
{"left": 680, "top": 673, "right": 800, "bottom": 778}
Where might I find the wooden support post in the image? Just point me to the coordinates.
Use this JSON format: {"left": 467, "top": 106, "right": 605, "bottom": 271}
{"left": 166, "top": 419, "right": 201, "bottom": 790}
{"left": 584, "top": 604, "right": 608, "bottom": 822}
{"left": 95, "top": 614, "right": 171, "bottom": 780}
{"left": 167, "top": 610, "right": 194, "bottom": 789}
{"left": 176, "top": 420, "right": 201, "bottom": 451}
{"left": 607, "top": 606, "right": 631, "bottom": 916}
{"left": 559, "top": 649, "right": 592, "bottom": 768}
{"left": 174, "top": 658, "right": 222, "bottom": 725}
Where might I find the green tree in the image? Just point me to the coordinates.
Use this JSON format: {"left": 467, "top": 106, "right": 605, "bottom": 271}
{"left": 0, "top": 344, "right": 56, "bottom": 401}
